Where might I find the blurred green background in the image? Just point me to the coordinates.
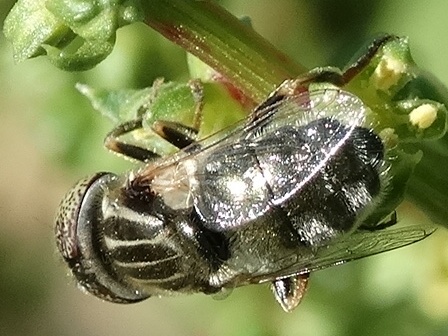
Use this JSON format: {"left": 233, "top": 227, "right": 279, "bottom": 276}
{"left": 1, "top": 1, "right": 448, "bottom": 335}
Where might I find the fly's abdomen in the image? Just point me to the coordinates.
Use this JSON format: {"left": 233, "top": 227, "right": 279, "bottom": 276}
{"left": 257, "top": 118, "right": 386, "bottom": 245}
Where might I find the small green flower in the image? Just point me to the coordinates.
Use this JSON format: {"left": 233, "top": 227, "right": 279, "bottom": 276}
{"left": 3, "top": 0, "right": 143, "bottom": 70}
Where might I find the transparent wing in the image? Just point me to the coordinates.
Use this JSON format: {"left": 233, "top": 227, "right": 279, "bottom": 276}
{"left": 190, "top": 89, "right": 372, "bottom": 230}
{"left": 242, "top": 224, "right": 436, "bottom": 285}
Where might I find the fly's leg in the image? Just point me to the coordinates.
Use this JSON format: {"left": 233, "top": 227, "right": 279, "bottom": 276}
{"left": 189, "top": 79, "right": 205, "bottom": 131}
{"left": 104, "top": 77, "right": 167, "bottom": 162}
{"left": 104, "top": 117, "right": 198, "bottom": 162}
{"left": 358, "top": 211, "right": 398, "bottom": 232}
{"left": 268, "top": 34, "right": 398, "bottom": 103}
{"left": 314, "top": 34, "right": 397, "bottom": 86}
{"left": 341, "top": 34, "right": 396, "bottom": 84}
{"left": 151, "top": 120, "right": 199, "bottom": 150}
{"left": 136, "top": 77, "right": 165, "bottom": 117}
{"left": 271, "top": 273, "right": 310, "bottom": 312}
{"left": 241, "top": 33, "right": 394, "bottom": 123}
{"left": 104, "top": 117, "right": 161, "bottom": 162}
{"left": 150, "top": 79, "right": 205, "bottom": 149}
{"left": 104, "top": 79, "right": 205, "bottom": 161}
{"left": 247, "top": 66, "right": 346, "bottom": 125}
{"left": 250, "top": 35, "right": 397, "bottom": 123}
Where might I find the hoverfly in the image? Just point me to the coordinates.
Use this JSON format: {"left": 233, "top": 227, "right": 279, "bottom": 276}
{"left": 55, "top": 35, "right": 435, "bottom": 312}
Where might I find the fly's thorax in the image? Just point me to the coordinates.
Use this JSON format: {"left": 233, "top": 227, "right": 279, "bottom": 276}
{"left": 104, "top": 163, "right": 235, "bottom": 296}
{"left": 95, "top": 176, "right": 213, "bottom": 297}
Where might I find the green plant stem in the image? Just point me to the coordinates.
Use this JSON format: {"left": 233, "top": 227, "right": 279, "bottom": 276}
{"left": 407, "top": 140, "right": 448, "bottom": 226}
{"left": 142, "top": 0, "right": 307, "bottom": 103}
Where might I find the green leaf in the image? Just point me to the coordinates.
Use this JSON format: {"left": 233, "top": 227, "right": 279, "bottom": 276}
{"left": 77, "top": 80, "right": 247, "bottom": 157}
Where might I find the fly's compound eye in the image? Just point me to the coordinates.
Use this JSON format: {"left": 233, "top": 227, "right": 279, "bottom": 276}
{"left": 55, "top": 172, "right": 149, "bottom": 303}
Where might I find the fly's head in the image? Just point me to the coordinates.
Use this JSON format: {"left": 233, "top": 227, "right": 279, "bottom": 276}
{"left": 54, "top": 172, "right": 150, "bottom": 303}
